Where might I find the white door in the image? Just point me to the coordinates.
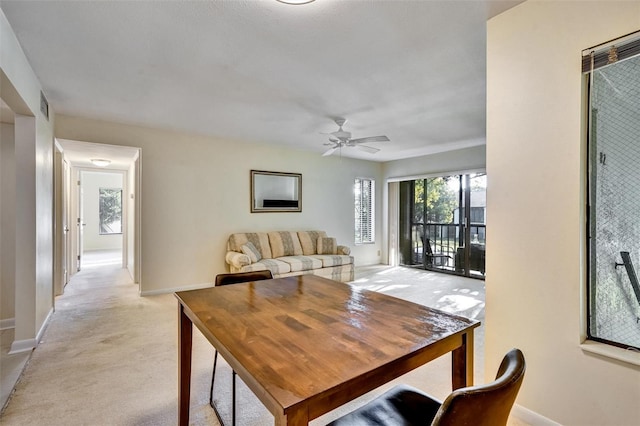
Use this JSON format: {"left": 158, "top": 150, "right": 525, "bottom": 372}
{"left": 76, "top": 175, "right": 84, "bottom": 271}
{"left": 63, "top": 159, "right": 70, "bottom": 285}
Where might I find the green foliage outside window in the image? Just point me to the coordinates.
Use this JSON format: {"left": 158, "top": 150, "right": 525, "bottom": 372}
{"left": 414, "top": 177, "right": 458, "bottom": 224}
{"left": 99, "top": 188, "right": 122, "bottom": 234}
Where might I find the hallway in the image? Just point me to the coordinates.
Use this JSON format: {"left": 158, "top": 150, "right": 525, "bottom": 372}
{"left": 1, "top": 261, "right": 211, "bottom": 424}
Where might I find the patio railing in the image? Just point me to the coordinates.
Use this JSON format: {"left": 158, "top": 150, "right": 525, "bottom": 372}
{"left": 410, "top": 222, "right": 486, "bottom": 275}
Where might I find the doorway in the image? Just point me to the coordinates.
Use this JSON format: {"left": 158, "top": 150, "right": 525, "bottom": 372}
{"left": 78, "top": 170, "right": 125, "bottom": 269}
{"left": 398, "top": 172, "right": 486, "bottom": 278}
{"left": 55, "top": 139, "right": 141, "bottom": 291}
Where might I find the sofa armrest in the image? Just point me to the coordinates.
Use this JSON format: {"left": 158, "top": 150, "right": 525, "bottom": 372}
{"left": 337, "top": 245, "right": 351, "bottom": 255}
{"left": 226, "top": 251, "right": 251, "bottom": 269}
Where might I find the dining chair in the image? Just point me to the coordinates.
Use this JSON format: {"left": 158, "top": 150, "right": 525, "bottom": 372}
{"left": 210, "top": 270, "right": 273, "bottom": 426}
{"left": 327, "top": 348, "right": 526, "bottom": 426}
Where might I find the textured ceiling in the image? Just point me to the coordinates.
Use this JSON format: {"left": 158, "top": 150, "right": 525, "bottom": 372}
{"left": 0, "top": 0, "right": 522, "bottom": 162}
{"left": 57, "top": 139, "right": 140, "bottom": 171}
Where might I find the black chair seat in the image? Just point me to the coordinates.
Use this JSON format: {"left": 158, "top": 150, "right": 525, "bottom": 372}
{"left": 328, "top": 385, "right": 441, "bottom": 426}
{"left": 328, "top": 349, "right": 526, "bottom": 426}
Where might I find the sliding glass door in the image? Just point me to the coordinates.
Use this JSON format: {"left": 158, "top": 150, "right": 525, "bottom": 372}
{"left": 399, "top": 173, "right": 486, "bottom": 278}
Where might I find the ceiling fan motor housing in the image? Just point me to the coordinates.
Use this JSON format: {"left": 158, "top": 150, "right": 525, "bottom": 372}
{"left": 322, "top": 117, "right": 389, "bottom": 156}
{"left": 333, "top": 130, "right": 351, "bottom": 140}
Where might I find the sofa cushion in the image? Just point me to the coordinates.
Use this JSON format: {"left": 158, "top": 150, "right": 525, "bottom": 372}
{"left": 278, "top": 256, "right": 323, "bottom": 272}
{"left": 297, "top": 231, "right": 327, "bottom": 255}
{"left": 268, "top": 231, "right": 303, "bottom": 258}
{"left": 240, "top": 258, "right": 291, "bottom": 275}
{"left": 311, "top": 264, "right": 355, "bottom": 282}
{"left": 317, "top": 237, "right": 338, "bottom": 255}
{"left": 241, "top": 242, "right": 262, "bottom": 263}
{"left": 229, "top": 233, "right": 272, "bottom": 259}
{"left": 311, "top": 255, "right": 354, "bottom": 268}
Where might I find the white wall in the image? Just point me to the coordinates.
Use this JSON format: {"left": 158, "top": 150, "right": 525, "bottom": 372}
{"left": 1, "top": 9, "right": 54, "bottom": 350}
{"left": 55, "top": 115, "right": 383, "bottom": 294}
{"left": 1, "top": 122, "right": 15, "bottom": 324}
{"left": 382, "top": 145, "right": 486, "bottom": 180}
{"left": 81, "top": 171, "right": 123, "bottom": 251}
{"left": 486, "top": 1, "right": 640, "bottom": 424}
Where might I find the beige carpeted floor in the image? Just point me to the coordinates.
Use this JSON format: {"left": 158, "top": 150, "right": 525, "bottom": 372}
{"left": 0, "top": 258, "right": 526, "bottom": 425}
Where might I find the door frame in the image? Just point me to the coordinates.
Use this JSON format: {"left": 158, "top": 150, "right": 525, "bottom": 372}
{"left": 53, "top": 141, "right": 71, "bottom": 295}
{"left": 73, "top": 168, "right": 127, "bottom": 271}
{"left": 55, "top": 142, "right": 142, "bottom": 295}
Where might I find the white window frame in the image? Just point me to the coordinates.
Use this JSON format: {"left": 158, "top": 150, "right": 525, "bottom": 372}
{"left": 354, "top": 178, "right": 375, "bottom": 244}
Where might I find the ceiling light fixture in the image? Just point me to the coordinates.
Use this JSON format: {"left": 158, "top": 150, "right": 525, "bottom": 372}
{"left": 90, "top": 159, "right": 111, "bottom": 167}
{"left": 276, "top": 0, "right": 315, "bottom": 4}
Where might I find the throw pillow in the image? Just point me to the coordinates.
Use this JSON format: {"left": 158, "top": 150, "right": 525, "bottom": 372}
{"left": 317, "top": 237, "right": 337, "bottom": 255}
{"left": 241, "top": 241, "right": 262, "bottom": 263}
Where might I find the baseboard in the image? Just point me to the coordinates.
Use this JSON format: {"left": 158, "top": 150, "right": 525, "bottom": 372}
{"left": 9, "top": 338, "right": 36, "bottom": 354}
{"left": 0, "top": 318, "right": 15, "bottom": 330}
{"left": 512, "top": 404, "right": 561, "bottom": 425}
{"left": 140, "top": 282, "right": 212, "bottom": 297}
{"left": 36, "top": 308, "right": 54, "bottom": 343}
{"left": 7, "top": 307, "right": 54, "bottom": 354}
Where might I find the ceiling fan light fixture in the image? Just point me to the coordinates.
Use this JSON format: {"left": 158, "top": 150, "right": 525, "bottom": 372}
{"left": 90, "top": 158, "right": 111, "bottom": 167}
{"left": 276, "top": 0, "right": 315, "bottom": 4}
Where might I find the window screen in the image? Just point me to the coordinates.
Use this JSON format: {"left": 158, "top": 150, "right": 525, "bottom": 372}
{"left": 585, "top": 32, "right": 640, "bottom": 350}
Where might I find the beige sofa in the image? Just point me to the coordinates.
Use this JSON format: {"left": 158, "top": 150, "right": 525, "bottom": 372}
{"left": 225, "top": 231, "right": 354, "bottom": 282}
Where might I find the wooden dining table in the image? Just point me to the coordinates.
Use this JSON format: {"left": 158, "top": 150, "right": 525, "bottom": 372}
{"left": 175, "top": 274, "right": 480, "bottom": 426}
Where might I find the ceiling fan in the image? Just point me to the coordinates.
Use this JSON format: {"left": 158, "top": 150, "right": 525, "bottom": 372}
{"left": 322, "top": 118, "right": 390, "bottom": 157}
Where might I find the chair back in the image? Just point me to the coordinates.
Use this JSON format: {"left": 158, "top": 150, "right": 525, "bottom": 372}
{"left": 424, "top": 238, "right": 434, "bottom": 255}
{"left": 432, "top": 348, "right": 526, "bottom": 426}
{"left": 215, "top": 270, "right": 273, "bottom": 286}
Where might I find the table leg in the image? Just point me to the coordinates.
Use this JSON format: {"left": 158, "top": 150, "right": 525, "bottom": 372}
{"left": 178, "top": 304, "right": 193, "bottom": 426}
{"left": 451, "top": 329, "right": 474, "bottom": 389}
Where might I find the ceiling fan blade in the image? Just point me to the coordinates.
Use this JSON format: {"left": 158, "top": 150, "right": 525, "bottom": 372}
{"left": 356, "top": 145, "right": 380, "bottom": 154}
{"left": 350, "top": 135, "right": 390, "bottom": 144}
{"left": 322, "top": 147, "right": 337, "bottom": 157}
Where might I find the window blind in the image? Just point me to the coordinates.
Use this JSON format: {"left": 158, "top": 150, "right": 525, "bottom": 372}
{"left": 582, "top": 30, "right": 640, "bottom": 73}
{"left": 355, "top": 178, "right": 375, "bottom": 244}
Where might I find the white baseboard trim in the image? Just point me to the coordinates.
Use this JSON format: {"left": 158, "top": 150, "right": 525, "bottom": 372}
{"left": 9, "top": 338, "right": 36, "bottom": 354}
{"left": 512, "top": 404, "right": 561, "bottom": 425}
{"left": 0, "top": 317, "right": 15, "bottom": 330}
{"left": 36, "top": 308, "right": 54, "bottom": 343}
{"left": 140, "top": 282, "right": 213, "bottom": 297}
{"left": 7, "top": 307, "right": 54, "bottom": 354}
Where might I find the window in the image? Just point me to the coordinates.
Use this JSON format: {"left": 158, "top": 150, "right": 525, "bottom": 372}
{"left": 99, "top": 188, "right": 122, "bottom": 234}
{"left": 585, "top": 32, "right": 640, "bottom": 350}
{"left": 354, "top": 178, "right": 374, "bottom": 244}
